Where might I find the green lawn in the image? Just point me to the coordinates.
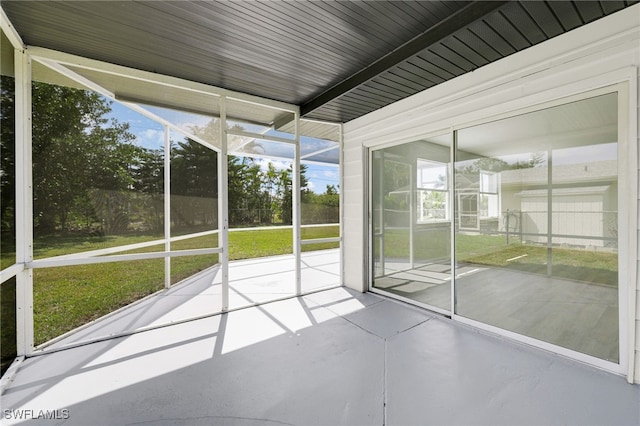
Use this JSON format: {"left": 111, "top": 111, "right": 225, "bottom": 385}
{"left": 2, "top": 225, "right": 617, "bottom": 361}
{"left": 460, "top": 242, "right": 618, "bottom": 287}
{"left": 381, "top": 229, "right": 617, "bottom": 287}
{"left": 1, "top": 225, "right": 340, "bottom": 347}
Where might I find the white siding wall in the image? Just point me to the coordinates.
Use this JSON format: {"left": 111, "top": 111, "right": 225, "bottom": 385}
{"left": 342, "top": 5, "right": 640, "bottom": 382}
{"left": 342, "top": 144, "right": 366, "bottom": 290}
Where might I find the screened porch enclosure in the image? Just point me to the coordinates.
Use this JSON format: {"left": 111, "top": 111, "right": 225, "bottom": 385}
{"left": 1, "top": 0, "right": 638, "bottom": 396}
{"left": 0, "top": 42, "right": 342, "bottom": 367}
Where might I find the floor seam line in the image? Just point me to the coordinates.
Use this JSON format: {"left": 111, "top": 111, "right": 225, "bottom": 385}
{"left": 396, "top": 317, "right": 434, "bottom": 337}
{"left": 339, "top": 315, "right": 385, "bottom": 340}
{"left": 383, "top": 337, "right": 388, "bottom": 426}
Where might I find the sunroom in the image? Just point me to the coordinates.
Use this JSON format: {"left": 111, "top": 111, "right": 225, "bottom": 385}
{"left": 1, "top": 1, "right": 640, "bottom": 425}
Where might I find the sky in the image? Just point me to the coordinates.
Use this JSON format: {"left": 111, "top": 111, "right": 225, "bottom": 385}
{"left": 107, "top": 100, "right": 339, "bottom": 194}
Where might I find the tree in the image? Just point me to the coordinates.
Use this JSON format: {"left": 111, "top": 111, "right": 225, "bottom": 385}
{"left": 459, "top": 153, "right": 545, "bottom": 175}
{"left": 3, "top": 85, "right": 329, "bottom": 237}
{"left": 3, "top": 79, "right": 169, "bottom": 236}
{"left": 29, "top": 82, "right": 136, "bottom": 232}
{"left": 15, "top": 80, "right": 154, "bottom": 235}
{"left": 320, "top": 185, "right": 339, "bottom": 207}
{"left": 170, "top": 138, "right": 217, "bottom": 230}
{"left": 277, "top": 165, "right": 292, "bottom": 224}
{"left": 227, "top": 155, "right": 263, "bottom": 225}
{"left": 1, "top": 76, "right": 15, "bottom": 242}
{"left": 135, "top": 148, "right": 164, "bottom": 232}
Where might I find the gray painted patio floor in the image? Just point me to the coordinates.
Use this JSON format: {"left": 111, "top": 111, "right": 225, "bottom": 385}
{"left": 2, "top": 287, "right": 639, "bottom": 425}
{"left": 37, "top": 249, "right": 341, "bottom": 350}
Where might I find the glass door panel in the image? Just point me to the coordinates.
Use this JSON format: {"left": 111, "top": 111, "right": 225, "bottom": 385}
{"left": 454, "top": 92, "right": 619, "bottom": 363}
{"left": 372, "top": 136, "right": 452, "bottom": 312}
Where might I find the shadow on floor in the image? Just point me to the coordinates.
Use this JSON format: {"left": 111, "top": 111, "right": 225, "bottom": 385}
{"left": 2, "top": 287, "right": 638, "bottom": 426}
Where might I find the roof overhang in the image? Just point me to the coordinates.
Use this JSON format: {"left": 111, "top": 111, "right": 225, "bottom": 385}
{"left": 2, "top": 1, "right": 638, "bottom": 124}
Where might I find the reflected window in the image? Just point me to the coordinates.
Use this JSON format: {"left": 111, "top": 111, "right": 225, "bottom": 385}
{"left": 371, "top": 136, "right": 452, "bottom": 313}
{"left": 458, "top": 193, "right": 479, "bottom": 230}
{"left": 417, "top": 160, "right": 448, "bottom": 223}
{"left": 479, "top": 171, "right": 499, "bottom": 219}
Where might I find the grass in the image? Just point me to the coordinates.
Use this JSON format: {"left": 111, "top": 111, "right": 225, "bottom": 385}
{"left": 1, "top": 225, "right": 340, "bottom": 347}
{"left": 382, "top": 228, "right": 505, "bottom": 262}
{"left": 460, "top": 242, "right": 618, "bottom": 287}
{"left": 33, "top": 258, "right": 166, "bottom": 345}
{"left": 381, "top": 229, "right": 617, "bottom": 287}
{"left": 2, "top": 224, "right": 617, "bottom": 357}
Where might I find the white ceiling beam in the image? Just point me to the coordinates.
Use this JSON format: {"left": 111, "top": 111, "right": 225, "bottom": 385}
{"left": 27, "top": 46, "right": 299, "bottom": 113}
{"left": 33, "top": 57, "right": 116, "bottom": 98}
{"left": 34, "top": 57, "right": 220, "bottom": 153}
{"left": 227, "top": 129, "right": 296, "bottom": 145}
{"left": 301, "top": 118, "right": 341, "bottom": 127}
{"left": 119, "top": 101, "right": 220, "bottom": 153}
{"left": 301, "top": 144, "right": 339, "bottom": 160}
{"left": 0, "top": 6, "right": 25, "bottom": 50}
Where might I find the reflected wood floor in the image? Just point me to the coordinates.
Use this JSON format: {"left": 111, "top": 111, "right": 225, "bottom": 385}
{"left": 375, "top": 263, "right": 618, "bottom": 362}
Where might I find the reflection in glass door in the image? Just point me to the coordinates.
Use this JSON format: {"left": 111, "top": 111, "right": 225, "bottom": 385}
{"left": 369, "top": 89, "right": 625, "bottom": 369}
{"left": 454, "top": 92, "right": 620, "bottom": 363}
{"left": 457, "top": 192, "right": 479, "bottom": 231}
{"left": 371, "top": 136, "right": 452, "bottom": 313}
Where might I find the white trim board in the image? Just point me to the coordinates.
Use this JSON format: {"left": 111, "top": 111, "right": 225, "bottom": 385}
{"left": 344, "top": 4, "right": 640, "bottom": 140}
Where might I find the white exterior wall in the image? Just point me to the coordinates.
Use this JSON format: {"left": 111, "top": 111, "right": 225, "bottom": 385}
{"left": 342, "top": 5, "right": 640, "bottom": 382}
{"left": 342, "top": 144, "right": 366, "bottom": 292}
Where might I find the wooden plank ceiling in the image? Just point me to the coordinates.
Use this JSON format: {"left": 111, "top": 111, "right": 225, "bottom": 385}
{"left": 3, "top": 0, "right": 637, "bottom": 123}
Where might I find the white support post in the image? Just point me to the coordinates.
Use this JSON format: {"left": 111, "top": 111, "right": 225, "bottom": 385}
{"left": 409, "top": 161, "right": 415, "bottom": 269}
{"left": 338, "top": 124, "right": 344, "bottom": 287}
{"left": 218, "top": 97, "right": 229, "bottom": 310}
{"left": 450, "top": 130, "right": 457, "bottom": 315}
{"left": 546, "top": 149, "right": 553, "bottom": 277}
{"left": 293, "top": 113, "right": 301, "bottom": 295}
{"left": 379, "top": 151, "right": 386, "bottom": 276}
{"left": 164, "top": 125, "right": 171, "bottom": 289}
{"left": 15, "top": 49, "right": 34, "bottom": 355}
{"left": 624, "top": 71, "right": 638, "bottom": 384}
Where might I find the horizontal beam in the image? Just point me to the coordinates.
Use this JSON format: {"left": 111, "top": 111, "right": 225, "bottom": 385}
{"left": 0, "top": 263, "right": 24, "bottom": 285}
{"left": 28, "top": 248, "right": 222, "bottom": 269}
{"left": 120, "top": 101, "right": 220, "bottom": 153}
{"left": 227, "top": 129, "right": 295, "bottom": 145}
{"left": 28, "top": 46, "right": 299, "bottom": 113}
{"left": 300, "top": 237, "right": 341, "bottom": 245}
{"left": 300, "top": 1, "right": 509, "bottom": 117}
{"left": 34, "top": 57, "right": 115, "bottom": 98}
{"left": 33, "top": 58, "right": 221, "bottom": 153}
{"left": 301, "top": 144, "right": 339, "bottom": 160}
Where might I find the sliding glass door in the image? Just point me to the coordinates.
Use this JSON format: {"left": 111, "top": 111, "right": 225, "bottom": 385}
{"left": 454, "top": 92, "right": 620, "bottom": 363}
{"left": 370, "top": 87, "right": 625, "bottom": 367}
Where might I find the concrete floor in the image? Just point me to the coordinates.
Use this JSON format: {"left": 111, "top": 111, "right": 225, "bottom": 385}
{"left": 39, "top": 249, "right": 341, "bottom": 349}
{"left": 2, "top": 286, "right": 639, "bottom": 425}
